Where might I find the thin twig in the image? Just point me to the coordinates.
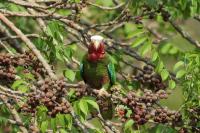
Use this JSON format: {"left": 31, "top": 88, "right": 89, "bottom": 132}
{"left": 86, "top": 1, "right": 124, "bottom": 10}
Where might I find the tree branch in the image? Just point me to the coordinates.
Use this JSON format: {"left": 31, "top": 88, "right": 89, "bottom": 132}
{"left": 0, "top": 13, "right": 57, "bottom": 79}
{"left": 169, "top": 20, "right": 200, "bottom": 48}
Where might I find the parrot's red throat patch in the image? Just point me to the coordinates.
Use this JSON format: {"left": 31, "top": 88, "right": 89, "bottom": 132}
{"left": 87, "top": 43, "right": 105, "bottom": 62}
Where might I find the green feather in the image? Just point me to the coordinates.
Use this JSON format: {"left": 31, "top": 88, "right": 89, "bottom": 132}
{"left": 107, "top": 62, "right": 116, "bottom": 85}
{"left": 80, "top": 53, "right": 116, "bottom": 120}
{"left": 80, "top": 54, "right": 115, "bottom": 89}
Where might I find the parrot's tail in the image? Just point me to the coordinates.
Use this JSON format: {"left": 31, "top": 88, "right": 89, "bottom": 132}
{"left": 98, "top": 97, "right": 114, "bottom": 120}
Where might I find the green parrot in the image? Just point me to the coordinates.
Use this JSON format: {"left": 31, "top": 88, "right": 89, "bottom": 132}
{"left": 80, "top": 35, "right": 116, "bottom": 119}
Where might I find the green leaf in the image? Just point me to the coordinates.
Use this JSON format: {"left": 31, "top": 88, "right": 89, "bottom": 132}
{"left": 124, "top": 119, "right": 134, "bottom": 133}
{"left": 40, "top": 121, "right": 48, "bottom": 133}
{"left": 85, "top": 99, "right": 99, "bottom": 111}
{"left": 169, "top": 80, "right": 176, "bottom": 89}
{"left": 156, "top": 61, "right": 164, "bottom": 73}
{"left": 60, "top": 129, "right": 68, "bottom": 133}
{"left": 176, "top": 69, "right": 186, "bottom": 79}
{"left": 73, "top": 101, "right": 81, "bottom": 115}
{"left": 147, "top": 0, "right": 157, "bottom": 7}
{"left": 79, "top": 99, "right": 88, "bottom": 116}
{"left": 139, "top": 40, "right": 151, "bottom": 56}
{"left": 127, "top": 29, "right": 145, "bottom": 38}
{"left": 173, "top": 61, "right": 184, "bottom": 72}
{"left": 65, "top": 114, "right": 72, "bottom": 129}
{"left": 55, "top": 50, "right": 63, "bottom": 61}
{"left": 56, "top": 114, "right": 65, "bottom": 127}
{"left": 131, "top": 37, "right": 147, "bottom": 48}
{"left": 151, "top": 50, "right": 159, "bottom": 62}
{"left": 161, "top": 69, "right": 169, "bottom": 81}
{"left": 18, "top": 85, "right": 29, "bottom": 93}
{"left": 12, "top": 80, "right": 26, "bottom": 90}
{"left": 24, "top": 73, "right": 35, "bottom": 80}
{"left": 109, "top": 55, "right": 118, "bottom": 65}
{"left": 50, "top": 118, "right": 57, "bottom": 131}
{"left": 160, "top": 43, "right": 171, "bottom": 54}
{"left": 64, "top": 69, "right": 76, "bottom": 81}
{"left": 36, "top": 106, "right": 48, "bottom": 121}
{"left": 150, "top": 124, "right": 177, "bottom": 133}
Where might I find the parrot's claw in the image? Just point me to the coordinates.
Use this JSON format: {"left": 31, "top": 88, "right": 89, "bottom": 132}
{"left": 98, "top": 88, "right": 108, "bottom": 97}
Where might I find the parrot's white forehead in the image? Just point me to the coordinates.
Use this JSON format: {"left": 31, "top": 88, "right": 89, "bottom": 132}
{"left": 91, "top": 35, "right": 104, "bottom": 42}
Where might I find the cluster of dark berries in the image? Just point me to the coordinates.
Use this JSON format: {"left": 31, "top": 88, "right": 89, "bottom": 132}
{"left": 131, "top": 104, "right": 150, "bottom": 125}
{"left": 187, "top": 107, "right": 200, "bottom": 133}
{"left": 161, "top": 10, "right": 171, "bottom": 21}
{"left": 116, "top": 89, "right": 178, "bottom": 126}
{"left": 0, "top": 53, "right": 17, "bottom": 84}
{"left": 140, "top": 89, "right": 159, "bottom": 106}
{"left": 120, "top": 91, "right": 151, "bottom": 125}
{"left": 0, "top": 65, "right": 16, "bottom": 84}
{"left": 153, "top": 108, "right": 182, "bottom": 124}
{"left": 134, "top": 65, "right": 166, "bottom": 91}
{"left": 19, "top": 78, "right": 71, "bottom": 117}
{"left": 110, "top": 85, "right": 121, "bottom": 96}
{"left": 73, "top": 86, "right": 89, "bottom": 99}
{"left": 18, "top": 52, "right": 47, "bottom": 77}
{"left": 0, "top": 53, "right": 13, "bottom": 66}
{"left": 156, "top": 90, "right": 168, "bottom": 99}
{"left": 96, "top": 96, "right": 112, "bottom": 114}
{"left": 0, "top": 53, "right": 28, "bottom": 66}
{"left": 0, "top": 52, "right": 47, "bottom": 83}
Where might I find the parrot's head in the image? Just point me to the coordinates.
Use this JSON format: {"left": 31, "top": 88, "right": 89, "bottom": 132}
{"left": 87, "top": 35, "right": 105, "bottom": 61}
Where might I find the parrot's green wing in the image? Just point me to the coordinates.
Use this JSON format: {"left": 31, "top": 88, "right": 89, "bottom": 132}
{"left": 80, "top": 62, "right": 85, "bottom": 82}
{"left": 107, "top": 62, "right": 116, "bottom": 85}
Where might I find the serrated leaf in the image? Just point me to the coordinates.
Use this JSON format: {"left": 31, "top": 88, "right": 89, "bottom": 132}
{"left": 161, "top": 69, "right": 169, "bottom": 81}
{"left": 173, "top": 61, "right": 184, "bottom": 72}
{"left": 64, "top": 69, "right": 76, "bottom": 81}
{"left": 169, "top": 80, "right": 176, "bottom": 89}
{"left": 41, "top": 121, "right": 48, "bottom": 133}
{"left": 131, "top": 37, "right": 147, "bottom": 48}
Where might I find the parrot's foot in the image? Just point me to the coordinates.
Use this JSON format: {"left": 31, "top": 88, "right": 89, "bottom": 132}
{"left": 98, "top": 88, "right": 109, "bottom": 97}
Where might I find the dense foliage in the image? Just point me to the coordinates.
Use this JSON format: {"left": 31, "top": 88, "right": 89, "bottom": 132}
{"left": 0, "top": 0, "right": 199, "bottom": 133}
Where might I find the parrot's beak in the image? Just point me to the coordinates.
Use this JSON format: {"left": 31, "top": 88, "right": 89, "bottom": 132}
{"left": 93, "top": 41, "right": 100, "bottom": 50}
